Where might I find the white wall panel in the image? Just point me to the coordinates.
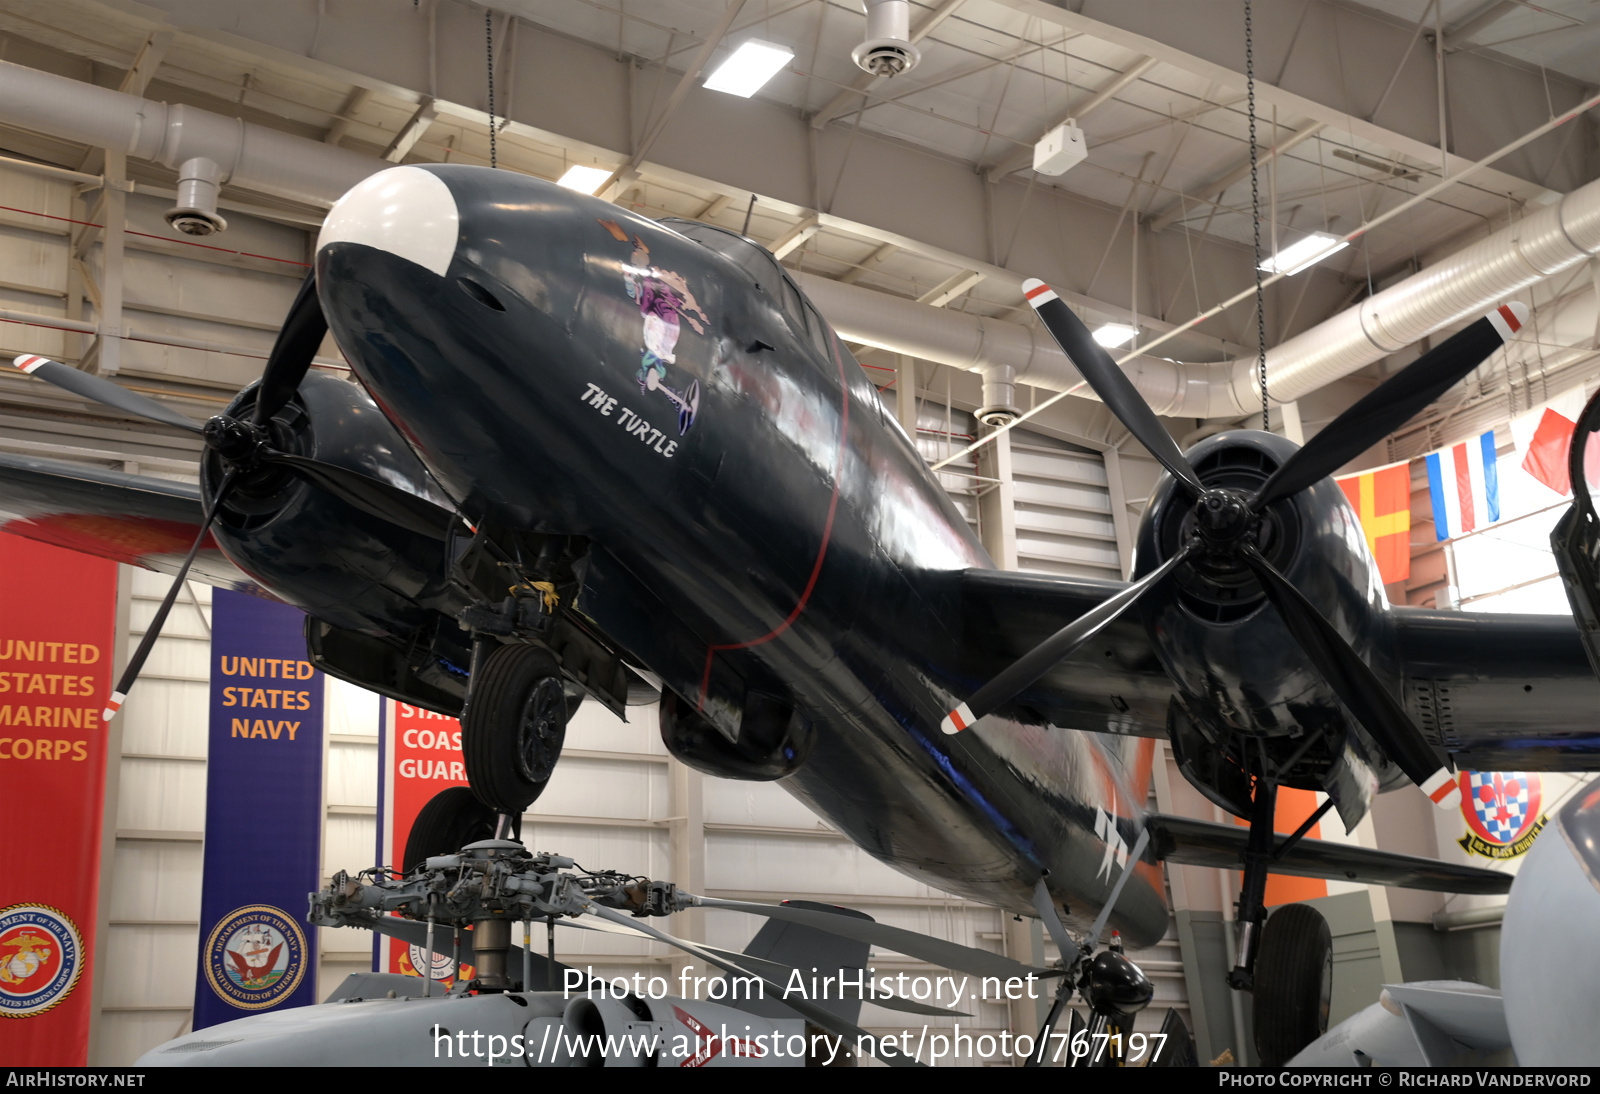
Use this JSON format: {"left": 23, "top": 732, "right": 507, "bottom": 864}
{"left": 325, "top": 741, "right": 376, "bottom": 808}
{"left": 703, "top": 778, "right": 827, "bottom": 829}
{"left": 98, "top": 924, "right": 199, "bottom": 1009}
{"left": 97, "top": 1013, "right": 194, "bottom": 1068}
{"left": 108, "top": 842, "right": 202, "bottom": 923}
{"left": 115, "top": 757, "right": 207, "bottom": 832}
{"left": 529, "top": 756, "right": 665, "bottom": 820}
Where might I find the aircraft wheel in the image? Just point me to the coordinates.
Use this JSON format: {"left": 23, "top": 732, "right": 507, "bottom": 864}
{"left": 401, "top": 786, "right": 519, "bottom": 874}
{"left": 1252, "top": 903, "right": 1333, "bottom": 1066}
{"left": 463, "top": 644, "right": 569, "bottom": 815}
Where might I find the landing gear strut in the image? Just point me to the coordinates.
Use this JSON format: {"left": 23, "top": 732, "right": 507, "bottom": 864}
{"left": 1226, "top": 774, "right": 1337, "bottom": 1065}
{"left": 1227, "top": 777, "right": 1278, "bottom": 991}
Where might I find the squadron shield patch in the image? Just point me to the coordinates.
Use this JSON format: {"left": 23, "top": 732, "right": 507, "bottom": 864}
{"left": 1457, "top": 771, "right": 1547, "bottom": 860}
{"left": 203, "top": 904, "right": 307, "bottom": 1010}
{"left": 0, "top": 904, "right": 82, "bottom": 1018}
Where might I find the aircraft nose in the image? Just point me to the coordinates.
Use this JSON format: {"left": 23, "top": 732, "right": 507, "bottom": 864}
{"left": 318, "top": 166, "right": 459, "bottom": 276}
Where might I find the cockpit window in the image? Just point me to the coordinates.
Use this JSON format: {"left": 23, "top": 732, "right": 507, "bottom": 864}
{"left": 662, "top": 218, "right": 817, "bottom": 345}
{"left": 662, "top": 219, "right": 787, "bottom": 299}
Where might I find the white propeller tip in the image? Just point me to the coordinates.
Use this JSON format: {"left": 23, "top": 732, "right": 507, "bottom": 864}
{"left": 1021, "top": 279, "right": 1058, "bottom": 308}
{"left": 941, "top": 703, "right": 975, "bottom": 734}
{"left": 1487, "top": 302, "right": 1529, "bottom": 342}
{"left": 13, "top": 354, "right": 48, "bottom": 373}
{"left": 1422, "top": 768, "right": 1461, "bottom": 809}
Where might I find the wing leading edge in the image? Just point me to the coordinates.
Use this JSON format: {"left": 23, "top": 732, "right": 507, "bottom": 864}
{"left": 1147, "top": 813, "right": 1511, "bottom": 894}
{"left": 952, "top": 568, "right": 1173, "bottom": 738}
{"left": 0, "top": 451, "right": 252, "bottom": 590}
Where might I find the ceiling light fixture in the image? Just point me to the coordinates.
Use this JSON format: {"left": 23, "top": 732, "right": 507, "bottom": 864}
{"left": 1259, "top": 231, "right": 1349, "bottom": 276}
{"left": 704, "top": 39, "right": 795, "bottom": 98}
{"left": 557, "top": 165, "right": 611, "bottom": 195}
{"left": 1092, "top": 323, "right": 1139, "bottom": 349}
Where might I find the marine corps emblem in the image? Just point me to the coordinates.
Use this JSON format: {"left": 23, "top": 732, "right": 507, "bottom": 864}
{"left": 203, "top": 904, "right": 307, "bottom": 1010}
{"left": 0, "top": 904, "right": 82, "bottom": 1018}
{"left": 1458, "top": 771, "right": 1547, "bottom": 860}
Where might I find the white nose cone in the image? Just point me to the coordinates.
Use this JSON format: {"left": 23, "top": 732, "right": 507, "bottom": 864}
{"left": 318, "top": 166, "right": 459, "bottom": 276}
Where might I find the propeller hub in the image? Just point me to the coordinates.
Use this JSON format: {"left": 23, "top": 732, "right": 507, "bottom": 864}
{"left": 203, "top": 415, "right": 269, "bottom": 468}
{"left": 1193, "top": 488, "right": 1256, "bottom": 551}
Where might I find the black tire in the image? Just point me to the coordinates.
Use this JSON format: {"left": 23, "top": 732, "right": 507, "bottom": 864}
{"left": 1253, "top": 902, "right": 1334, "bottom": 1066}
{"left": 401, "top": 786, "right": 519, "bottom": 875}
{"left": 462, "top": 644, "right": 569, "bottom": 814}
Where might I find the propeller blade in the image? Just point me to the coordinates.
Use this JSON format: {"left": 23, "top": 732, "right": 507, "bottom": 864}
{"left": 1252, "top": 303, "right": 1528, "bottom": 512}
{"left": 692, "top": 896, "right": 1055, "bottom": 981}
{"left": 262, "top": 452, "right": 457, "bottom": 540}
{"left": 1083, "top": 826, "right": 1151, "bottom": 950}
{"left": 1023, "top": 279, "right": 1206, "bottom": 498}
{"left": 941, "top": 543, "right": 1193, "bottom": 735}
{"left": 253, "top": 272, "right": 328, "bottom": 425}
{"left": 1237, "top": 544, "right": 1454, "bottom": 800}
{"left": 11, "top": 354, "right": 202, "bottom": 434}
{"left": 583, "top": 902, "right": 927, "bottom": 1068}
{"left": 103, "top": 473, "right": 236, "bottom": 724}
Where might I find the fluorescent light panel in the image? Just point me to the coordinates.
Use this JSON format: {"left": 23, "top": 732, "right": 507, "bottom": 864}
{"left": 1092, "top": 323, "right": 1139, "bottom": 348}
{"left": 704, "top": 39, "right": 794, "bottom": 97}
{"left": 1259, "top": 232, "right": 1348, "bottom": 276}
{"left": 557, "top": 165, "right": 611, "bottom": 194}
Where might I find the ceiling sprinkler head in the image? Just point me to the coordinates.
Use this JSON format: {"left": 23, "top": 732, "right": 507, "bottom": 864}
{"left": 852, "top": 0, "right": 921, "bottom": 77}
{"left": 164, "top": 156, "right": 227, "bottom": 237}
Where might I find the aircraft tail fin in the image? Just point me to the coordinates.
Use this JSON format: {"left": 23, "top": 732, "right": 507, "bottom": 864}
{"left": 1146, "top": 814, "right": 1511, "bottom": 894}
{"left": 725, "top": 900, "right": 873, "bottom": 1026}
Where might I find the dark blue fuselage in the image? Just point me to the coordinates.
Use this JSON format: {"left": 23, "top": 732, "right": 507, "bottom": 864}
{"left": 316, "top": 165, "right": 1169, "bottom": 944}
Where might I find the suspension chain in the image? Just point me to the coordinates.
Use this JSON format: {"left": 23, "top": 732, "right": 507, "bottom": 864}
{"left": 486, "top": 9, "right": 498, "bottom": 169}
{"left": 1246, "top": 0, "right": 1268, "bottom": 430}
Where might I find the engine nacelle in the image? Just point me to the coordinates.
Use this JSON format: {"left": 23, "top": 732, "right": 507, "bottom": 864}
{"left": 659, "top": 688, "right": 813, "bottom": 780}
{"left": 201, "top": 372, "right": 470, "bottom": 643}
{"left": 1134, "top": 430, "right": 1400, "bottom": 818}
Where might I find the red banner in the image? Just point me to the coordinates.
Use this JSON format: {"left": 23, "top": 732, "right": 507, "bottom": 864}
{"left": 0, "top": 534, "right": 117, "bottom": 1064}
{"left": 377, "top": 701, "right": 475, "bottom": 986}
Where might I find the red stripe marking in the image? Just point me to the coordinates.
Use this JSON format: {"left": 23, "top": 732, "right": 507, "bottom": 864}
{"left": 948, "top": 709, "right": 966, "bottom": 731}
{"left": 698, "top": 332, "right": 851, "bottom": 709}
{"left": 1430, "top": 779, "right": 1456, "bottom": 803}
{"left": 1497, "top": 304, "right": 1520, "bottom": 333}
{"left": 1453, "top": 442, "right": 1475, "bottom": 533}
{"left": 1024, "top": 283, "right": 1053, "bottom": 300}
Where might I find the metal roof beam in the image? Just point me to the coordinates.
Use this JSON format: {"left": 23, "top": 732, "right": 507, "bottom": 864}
{"left": 1148, "top": 121, "right": 1325, "bottom": 233}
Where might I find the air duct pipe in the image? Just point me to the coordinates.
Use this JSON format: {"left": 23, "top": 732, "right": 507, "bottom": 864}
{"left": 806, "top": 169, "right": 1600, "bottom": 424}
{"left": 797, "top": 271, "right": 1237, "bottom": 419}
{"left": 0, "top": 60, "right": 381, "bottom": 210}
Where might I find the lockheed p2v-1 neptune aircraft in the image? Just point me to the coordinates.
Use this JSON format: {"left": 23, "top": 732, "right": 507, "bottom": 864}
{"left": 5, "top": 163, "right": 1599, "bottom": 1065}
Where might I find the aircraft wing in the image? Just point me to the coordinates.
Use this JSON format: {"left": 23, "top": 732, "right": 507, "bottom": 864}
{"left": 955, "top": 568, "right": 1173, "bottom": 738}
{"left": 1396, "top": 607, "right": 1600, "bottom": 772}
{"left": 0, "top": 451, "right": 254, "bottom": 590}
{"left": 1147, "top": 814, "right": 1511, "bottom": 894}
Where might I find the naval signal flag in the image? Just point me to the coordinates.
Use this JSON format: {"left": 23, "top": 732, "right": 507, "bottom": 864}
{"left": 1335, "top": 461, "right": 1412, "bottom": 586}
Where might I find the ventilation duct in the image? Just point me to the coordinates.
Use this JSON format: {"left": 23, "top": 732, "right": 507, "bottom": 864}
{"left": 0, "top": 60, "right": 381, "bottom": 210}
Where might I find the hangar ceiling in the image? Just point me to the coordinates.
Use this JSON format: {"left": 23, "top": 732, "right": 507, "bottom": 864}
{"left": 0, "top": 0, "right": 1596, "bottom": 469}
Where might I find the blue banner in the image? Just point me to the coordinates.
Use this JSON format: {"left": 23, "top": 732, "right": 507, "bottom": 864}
{"left": 194, "top": 589, "right": 324, "bottom": 1029}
